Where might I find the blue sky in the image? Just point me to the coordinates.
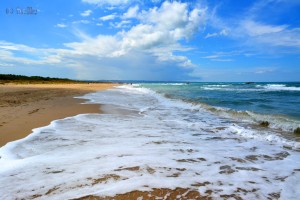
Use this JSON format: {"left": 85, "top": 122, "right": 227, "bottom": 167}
{"left": 0, "top": 0, "right": 299, "bottom": 81}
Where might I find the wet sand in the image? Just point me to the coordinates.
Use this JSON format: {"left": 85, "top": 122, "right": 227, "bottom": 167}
{"left": 76, "top": 188, "right": 210, "bottom": 200}
{"left": 0, "top": 83, "right": 118, "bottom": 147}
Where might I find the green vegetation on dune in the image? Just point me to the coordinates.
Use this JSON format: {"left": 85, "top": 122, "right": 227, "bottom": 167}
{"left": 0, "top": 74, "right": 83, "bottom": 84}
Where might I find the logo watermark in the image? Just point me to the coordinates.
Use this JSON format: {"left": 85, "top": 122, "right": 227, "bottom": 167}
{"left": 6, "top": 7, "right": 37, "bottom": 15}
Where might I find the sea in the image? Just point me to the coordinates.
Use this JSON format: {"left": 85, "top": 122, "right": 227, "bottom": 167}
{"left": 0, "top": 82, "right": 299, "bottom": 199}
{"left": 140, "top": 82, "right": 300, "bottom": 136}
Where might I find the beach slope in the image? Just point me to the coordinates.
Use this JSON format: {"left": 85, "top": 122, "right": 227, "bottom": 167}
{"left": 0, "top": 83, "right": 117, "bottom": 147}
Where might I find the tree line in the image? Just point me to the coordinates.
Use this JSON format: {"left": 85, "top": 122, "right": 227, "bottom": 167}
{"left": 0, "top": 74, "right": 80, "bottom": 83}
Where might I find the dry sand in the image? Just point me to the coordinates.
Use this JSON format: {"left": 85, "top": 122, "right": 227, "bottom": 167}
{"left": 0, "top": 83, "right": 118, "bottom": 147}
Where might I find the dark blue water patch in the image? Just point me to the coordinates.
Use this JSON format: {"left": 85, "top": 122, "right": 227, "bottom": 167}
{"left": 257, "top": 104, "right": 275, "bottom": 110}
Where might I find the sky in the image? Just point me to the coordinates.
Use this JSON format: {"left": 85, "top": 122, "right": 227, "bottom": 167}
{"left": 0, "top": 0, "right": 299, "bottom": 82}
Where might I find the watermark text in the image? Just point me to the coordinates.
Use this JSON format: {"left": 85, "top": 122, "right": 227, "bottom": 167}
{"left": 6, "top": 7, "right": 37, "bottom": 15}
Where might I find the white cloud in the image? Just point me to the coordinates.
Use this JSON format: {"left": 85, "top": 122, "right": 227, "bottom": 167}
{"left": 72, "top": 0, "right": 205, "bottom": 65}
{"left": 201, "top": 51, "right": 240, "bottom": 62}
{"left": 202, "top": 55, "right": 219, "bottom": 59}
{"left": 80, "top": 10, "right": 92, "bottom": 17}
{"left": 0, "top": 41, "right": 36, "bottom": 52}
{"left": 255, "top": 67, "right": 276, "bottom": 74}
{"left": 205, "top": 29, "right": 228, "bottom": 38}
{"left": 237, "top": 20, "right": 300, "bottom": 49}
{"left": 205, "top": 32, "right": 218, "bottom": 38}
{"left": 251, "top": 27, "right": 300, "bottom": 48}
{"left": 72, "top": 20, "right": 90, "bottom": 24}
{"left": 111, "top": 20, "right": 131, "bottom": 28}
{"left": 273, "top": 28, "right": 300, "bottom": 47}
{"left": 99, "top": 14, "right": 116, "bottom": 21}
{"left": 208, "top": 16, "right": 300, "bottom": 50}
{"left": 56, "top": 23, "right": 67, "bottom": 28}
{"left": 137, "top": 1, "right": 206, "bottom": 40}
{"left": 65, "top": 35, "right": 120, "bottom": 57}
{"left": 85, "top": 2, "right": 204, "bottom": 68}
{"left": 0, "top": 41, "right": 71, "bottom": 65}
{"left": 0, "top": 62, "right": 14, "bottom": 67}
{"left": 125, "top": 1, "right": 205, "bottom": 47}
{"left": 206, "top": 1, "right": 300, "bottom": 51}
{"left": 241, "top": 20, "right": 287, "bottom": 36}
{"left": 103, "top": 1, "right": 205, "bottom": 66}
{"left": 123, "top": 5, "right": 139, "bottom": 19}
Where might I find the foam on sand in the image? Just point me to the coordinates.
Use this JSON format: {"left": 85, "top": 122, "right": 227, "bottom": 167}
{"left": 0, "top": 85, "right": 300, "bottom": 199}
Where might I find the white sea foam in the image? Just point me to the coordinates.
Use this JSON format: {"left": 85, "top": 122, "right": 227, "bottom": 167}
{"left": 201, "top": 86, "right": 261, "bottom": 92}
{"left": 260, "top": 84, "right": 300, "bottom": 91}
{"left": 150, "top": 83, "right": 186, "bottom": 86}
{"left": 201, "top": 83, "right": 300, "bottom": 92}
{"left": 204, "top": 84, "right": 229, "bottom": 87}
{"left": 163, "top": 83, "right": 186, "bottom": 85}
{"left": 0, "top": 85, "right": 300, "bottom": 199}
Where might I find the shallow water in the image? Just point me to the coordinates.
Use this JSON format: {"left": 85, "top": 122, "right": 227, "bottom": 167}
{"left": 139, "top": 82, "right": 300, "bottom": 135}
{"left": 0, "top": 85, "right": 299, "bottom": 199}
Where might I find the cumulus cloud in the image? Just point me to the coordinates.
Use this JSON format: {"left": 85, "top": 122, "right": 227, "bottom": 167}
{"left": 69, "top": 1, "right": 205, "bottom": 68}
{"left": 1, "top": 1, "right": 205, "bottom": 80}
{"left": 65, "top": 35, "right": 120, "bottom": 57}
{"left": 80, "top": 10, "right": 92, "bottom": 17}
{"left": 138, "top": 1, "right": 206, "bottom": 40}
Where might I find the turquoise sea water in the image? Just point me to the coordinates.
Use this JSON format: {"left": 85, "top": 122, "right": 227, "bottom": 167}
{"left": 138, "top": 82, "right": 300, "bottom": 134}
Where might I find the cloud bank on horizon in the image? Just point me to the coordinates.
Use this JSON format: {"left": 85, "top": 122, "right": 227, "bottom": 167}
{"left": 0, "top": 0, "right": 299, "bottom": 81}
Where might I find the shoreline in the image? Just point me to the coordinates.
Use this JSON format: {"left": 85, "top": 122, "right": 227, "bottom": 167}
{"left": 0, "top": 83, "right": 118, "bottom": 147}
{"left": 0, "top": 83, "right": 299, "bottom": 199}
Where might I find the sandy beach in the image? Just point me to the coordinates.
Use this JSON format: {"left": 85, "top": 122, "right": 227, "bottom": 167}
{"left": 0, "top": 83, "right": 299, "bottom": 200}
{"left": 0, "top": 83, "right": 118, "bottom": 147}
